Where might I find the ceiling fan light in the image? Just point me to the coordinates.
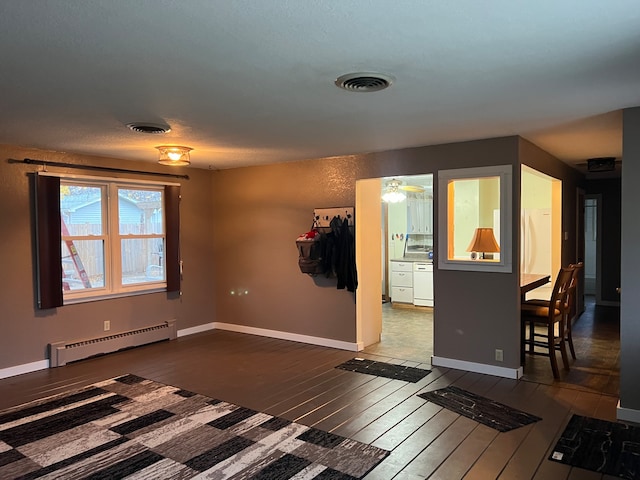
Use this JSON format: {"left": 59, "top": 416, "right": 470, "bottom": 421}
{"left": 382, "top": 190, "right": 406, "bottom": 203}
{"left": 156, "top": 145, "right": 192, "bottom": 166}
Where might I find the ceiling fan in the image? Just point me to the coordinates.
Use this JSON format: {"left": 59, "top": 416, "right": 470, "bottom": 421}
{"left": 384, "top": 178, "right": 425, "bottom": 193}
{"left": 382, "top": 178, "right": 425, "bottom": 202}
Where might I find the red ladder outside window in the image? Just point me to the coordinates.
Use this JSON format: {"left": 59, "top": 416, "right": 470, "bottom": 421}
{"left": 61, "top": 218, "right": 92, "bottom": 290}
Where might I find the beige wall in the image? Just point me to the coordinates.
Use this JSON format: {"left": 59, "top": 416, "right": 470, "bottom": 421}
{"left": 0, "top": 145, "right": 215, "bottom": 371}
{"left": 1, "top": 135, "right": 583, "bottom": 380}
{"left": 209, "top": 156, "right": 359, "bottom": 342}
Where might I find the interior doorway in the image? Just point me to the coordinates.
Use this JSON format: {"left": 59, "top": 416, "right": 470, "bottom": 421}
{"left": 584, "top": 195, "right": 601, "bottom": 299}
{"left": 356, "top": 174, "right": 434, "bottom": 364}
{"left": 520, "top": 166, "right": 562, "bottom": 300}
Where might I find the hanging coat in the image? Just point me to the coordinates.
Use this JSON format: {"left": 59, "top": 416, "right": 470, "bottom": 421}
{"left": 335, "top": 217, "right": 358, "bottom": 292}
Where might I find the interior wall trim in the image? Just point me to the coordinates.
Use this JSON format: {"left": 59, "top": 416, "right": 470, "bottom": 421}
{"left": 0, "top": 360, "right": 49, "bottom": 380}
{"left": 213, "top": 322, "right": 361, "bottom": 352}
{"left": 431, "top": 355, "right": 523, "bottom": 379}
{"left": 0, "top": 323, "right": 360, "bottom": 380}
{"left": 177, "top": 323, "right": 216, "bottom": 337}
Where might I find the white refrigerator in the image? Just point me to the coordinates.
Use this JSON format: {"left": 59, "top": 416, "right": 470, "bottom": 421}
{"left": 521, "top": 208, "right": 552, "bottom": 276}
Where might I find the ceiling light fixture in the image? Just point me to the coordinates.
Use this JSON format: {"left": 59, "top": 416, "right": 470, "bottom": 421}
{"left": 156, "top": 145, "right": 192, "bottom": 166}
{"left": 382, "top": 179, "right": 406, "bottom": 203}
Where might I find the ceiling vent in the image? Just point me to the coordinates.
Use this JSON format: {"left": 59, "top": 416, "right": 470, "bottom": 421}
{"left": 335, "top": 72, "right": 394, "bottom": 92}
{"left": 126, "top": 122, "right": 171, "bottom": 134}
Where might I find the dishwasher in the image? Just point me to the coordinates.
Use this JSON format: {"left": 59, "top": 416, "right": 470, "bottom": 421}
{"left": 413, "top": 262, "right": 434, "bottom": 306}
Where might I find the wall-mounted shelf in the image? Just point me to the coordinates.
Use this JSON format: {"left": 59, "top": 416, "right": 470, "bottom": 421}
{"left": 314, "top": 207, "right": 354, "bottom": 228}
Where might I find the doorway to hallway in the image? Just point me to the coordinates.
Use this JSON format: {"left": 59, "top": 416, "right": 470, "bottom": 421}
{"left": 584, "top": 195, "right": 600, "bottom": 297}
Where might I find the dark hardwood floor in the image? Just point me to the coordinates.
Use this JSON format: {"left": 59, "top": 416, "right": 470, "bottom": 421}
{"left": 0, "top": 296, "right": 620, "bottom": 479}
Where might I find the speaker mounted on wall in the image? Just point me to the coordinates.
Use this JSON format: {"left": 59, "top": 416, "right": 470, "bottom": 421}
{"left": 587, "top": 157, "right": 616, "bottom": 172}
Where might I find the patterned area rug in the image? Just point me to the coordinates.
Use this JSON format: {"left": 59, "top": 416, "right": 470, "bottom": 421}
{"left": 0, "top": 374, "right": 389, "bottom": 479}
{"left": 417, "top": 385, "right": 542, "bottom": 432}
{"left": 335, "top": 358, "right": 431, "bottom": 383}
{"left": 550, "top": 414, "right": 640, "bottom": 479}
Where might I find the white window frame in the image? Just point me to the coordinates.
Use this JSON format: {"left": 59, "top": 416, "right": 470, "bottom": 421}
{"left": 437, "top": 165, "right": 513, "bottom": 273}
{"left": 49, "top": 172, "right": 178, "bottom": 303}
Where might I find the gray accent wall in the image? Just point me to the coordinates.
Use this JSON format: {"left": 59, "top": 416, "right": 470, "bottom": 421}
{"left": 620, "top": 107, "right": 640, "bottom": 411}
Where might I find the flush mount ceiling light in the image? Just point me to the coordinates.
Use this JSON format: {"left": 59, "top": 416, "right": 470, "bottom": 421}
{"left": 126, "top": 122, "right": 171, "bottom": 134}
{"left": 382, "top": 179, "right": 406, "bottom": 203}
{"left": 156, "top": 145, "right": 192, "bottom": 166}
{"left": 335, "top": 72, "right": 395, "bottom": 92}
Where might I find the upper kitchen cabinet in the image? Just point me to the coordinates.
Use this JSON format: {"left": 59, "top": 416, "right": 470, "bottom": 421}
{"left": 407, "top": 192, "right": 433, "bottom": 234}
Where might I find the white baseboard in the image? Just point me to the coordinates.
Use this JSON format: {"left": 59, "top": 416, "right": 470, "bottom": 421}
{"left": 177, "top": 323, "right": 215, "bottom": 337}
{"left": 431, "top": 356, "right": 523, "bottom": 379}
{"left": 617, "top": 400, "right": 640, "bottom": 424}
{"left": 213, "top": 322, "right": 360, "bottom": 352}
{"left": 0, "top": 360, "right": 50, "bottom": 380}
{"left": 1, "top": 322, "right": 359, "bottom": 380}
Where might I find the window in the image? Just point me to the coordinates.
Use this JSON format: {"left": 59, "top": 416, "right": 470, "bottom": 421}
{"left": 36, "top": 174, "right": 181, "bottom": 307}
{"left": 437, "top": 165, "right": 513, "bottom": 272}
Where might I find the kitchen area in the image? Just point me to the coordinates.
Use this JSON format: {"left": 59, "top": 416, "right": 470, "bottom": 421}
{"left": 383, "top": 175, "right": 434, "bottom": 308}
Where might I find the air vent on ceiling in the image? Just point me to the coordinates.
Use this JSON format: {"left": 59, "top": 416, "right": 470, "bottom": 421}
{"left": 126, "top": 122, "right": 171, "bottom": 134}
{"left": 335, "top": 72, "right": 394, "bottom": 92}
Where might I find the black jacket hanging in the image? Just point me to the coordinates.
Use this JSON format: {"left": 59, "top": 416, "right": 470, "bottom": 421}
{"left": 335, "top": 217, "right": 358, "bottom": 292}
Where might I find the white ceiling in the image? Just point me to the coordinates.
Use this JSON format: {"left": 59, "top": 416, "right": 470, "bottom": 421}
{"left": 1, "top": 1, "right": 639, "bottom": 172}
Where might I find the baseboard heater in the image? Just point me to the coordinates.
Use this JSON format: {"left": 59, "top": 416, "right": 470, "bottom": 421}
{"left": 49, "top": 320, "right": 177, "bottom": 367}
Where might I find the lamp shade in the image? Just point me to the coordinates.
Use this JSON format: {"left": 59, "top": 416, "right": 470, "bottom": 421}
{"left": 156, "top": 145, "right": 192, "bottom": 166}
{"left": 466, "top": 227, "right": 500, "bottom": 253}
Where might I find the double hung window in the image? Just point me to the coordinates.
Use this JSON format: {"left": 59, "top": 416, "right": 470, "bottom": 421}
{"left": 36, "top": 174, "right": 181, "bottom": 307}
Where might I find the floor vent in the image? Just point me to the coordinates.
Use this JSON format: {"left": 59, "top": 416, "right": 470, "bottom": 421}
{"left": 49, "top": 320, "right": 177, "bottom": 367}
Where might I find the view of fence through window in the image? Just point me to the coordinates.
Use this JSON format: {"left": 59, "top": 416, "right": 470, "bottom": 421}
{"left": 60, "top": 183, "right": 165, "bottom": 294}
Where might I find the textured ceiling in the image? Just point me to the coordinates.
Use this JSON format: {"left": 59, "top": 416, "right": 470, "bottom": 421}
{"left": 1, "top": 1, "right": 639, "bottom": 171}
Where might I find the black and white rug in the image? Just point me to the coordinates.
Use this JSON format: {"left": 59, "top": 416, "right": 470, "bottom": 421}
{"left": 335, "top": 358, "right": 431, "bottom": 383}
{"left": 550, "top": 414, "right": 640, "bottom": 479}
{"left": 417, "top": 385, "right": 542, "bottom": 432}
{"left": 0, "top": 374, "right": 389, "bottom": 479}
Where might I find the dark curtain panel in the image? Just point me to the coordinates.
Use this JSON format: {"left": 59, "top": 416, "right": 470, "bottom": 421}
{"left": 165, "top": 185, "right": 181, "bottom": 292}
{"left": 36, "top": 175, "right": 63, "bottom": 309}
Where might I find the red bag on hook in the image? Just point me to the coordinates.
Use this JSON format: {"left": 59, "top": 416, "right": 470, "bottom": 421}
{"left": 297, "top": 229, "right": 323, "bottom": 275}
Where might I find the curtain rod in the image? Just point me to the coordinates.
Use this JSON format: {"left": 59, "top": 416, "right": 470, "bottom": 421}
{"left": 14, "top": 158, "right": 190, "bottom": 180}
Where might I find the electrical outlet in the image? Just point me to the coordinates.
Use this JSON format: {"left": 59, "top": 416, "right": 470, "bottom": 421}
{"left": 104, "top": 320, "right": 110, "bottom": 331}
{"left": 495, "top": 349, "right": 503, "bottom": 362}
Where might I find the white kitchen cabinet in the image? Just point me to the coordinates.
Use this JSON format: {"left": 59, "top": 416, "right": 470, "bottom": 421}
{"left": 413, "top": 262, "right": 434, "bottom": 306}
{"left": 407, "top": 194, "right": 433, "bottom": 234}
{"left": 390, "top": 260, "right": 413, "bottom": 303}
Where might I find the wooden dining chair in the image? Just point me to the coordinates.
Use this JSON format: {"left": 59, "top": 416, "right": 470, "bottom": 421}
{"left": 521, "top": 265, "right": 575, "bottom": 378}
{"left": 525, "top": 262, "right": 583, "bottom": 360}
{"left": 564, "top": 262, "right": 583, "bottom": 359}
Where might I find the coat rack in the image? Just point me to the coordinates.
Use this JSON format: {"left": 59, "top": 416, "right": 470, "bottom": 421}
{"left": 313, "top": 207, "right": 354, "bottom": 228}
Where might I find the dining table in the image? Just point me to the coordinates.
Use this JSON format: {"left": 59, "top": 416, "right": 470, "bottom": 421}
{"left": 520, "top": 273, "right": 551, "bottom": 302}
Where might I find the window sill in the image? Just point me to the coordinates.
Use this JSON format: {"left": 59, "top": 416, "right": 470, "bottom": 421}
{"left": 63, "top": 287, "right": 168, "bottom": 305}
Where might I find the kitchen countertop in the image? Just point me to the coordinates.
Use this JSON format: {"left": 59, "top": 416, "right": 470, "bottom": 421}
{"left": 392, "top": 256, "right": 433, "bottom": 263}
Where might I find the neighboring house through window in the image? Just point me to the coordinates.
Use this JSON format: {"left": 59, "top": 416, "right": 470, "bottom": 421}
{"left": 35, "top": 173, "right": 181, "bottom": 308}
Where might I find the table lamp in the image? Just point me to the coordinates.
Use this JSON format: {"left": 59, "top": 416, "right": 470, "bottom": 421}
{"left": 467, "top": 227, "right": 500, "bottom": 260}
